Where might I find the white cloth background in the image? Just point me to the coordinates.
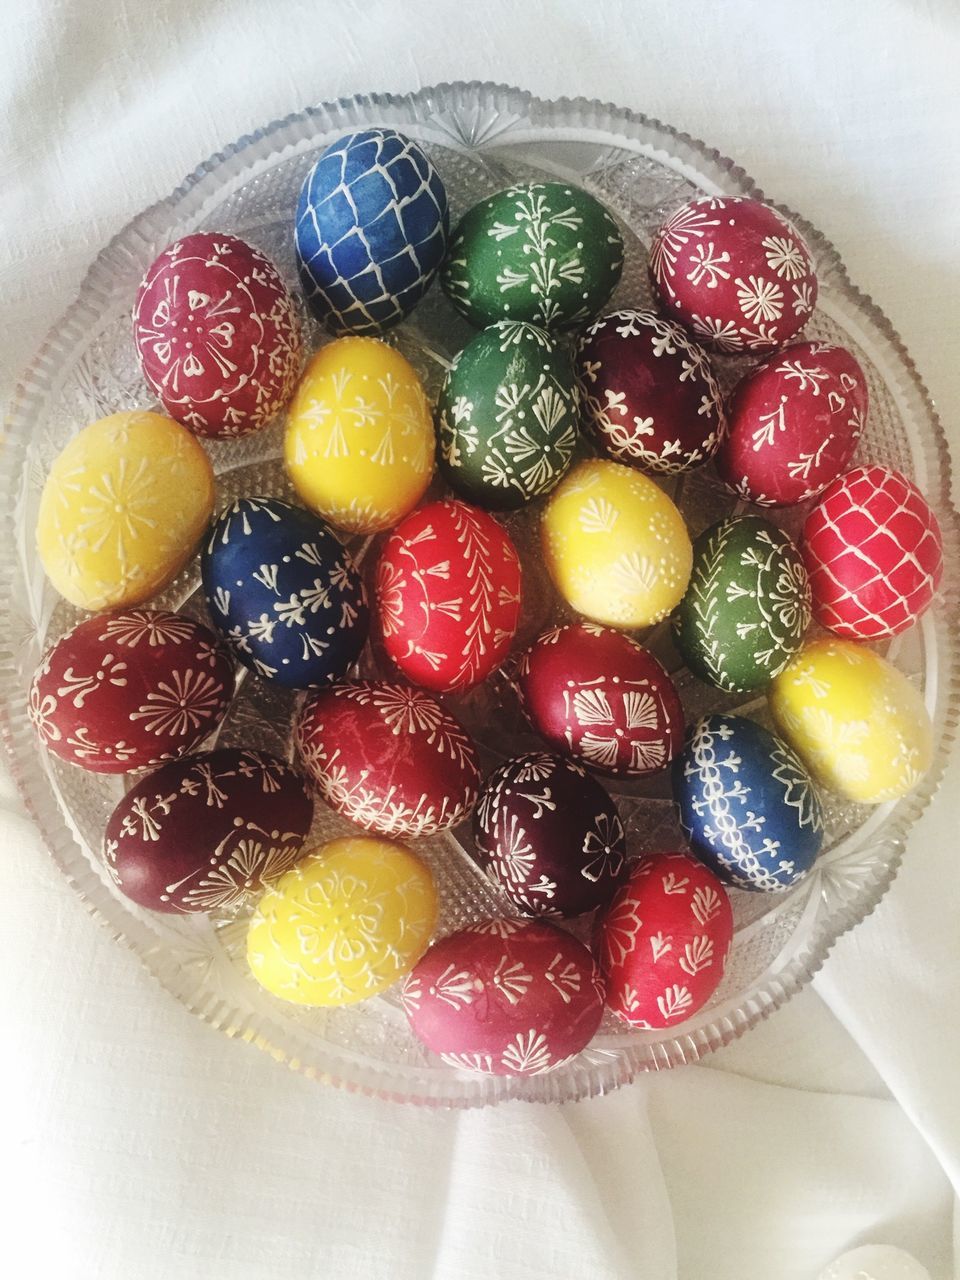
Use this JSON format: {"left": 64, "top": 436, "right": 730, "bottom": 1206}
{"left": 2, "top": 2, "right": 959, "bottom": 1277}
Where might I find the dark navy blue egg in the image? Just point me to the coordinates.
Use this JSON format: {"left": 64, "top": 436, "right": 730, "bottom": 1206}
{"left": 672, "top": 714, "right": 824, "bottom": 893}
{"left": 295, "top": 128, "right": 449, "bottom": 336}
{"left": 201, "top": 498, "right": 368, "bottom": 689}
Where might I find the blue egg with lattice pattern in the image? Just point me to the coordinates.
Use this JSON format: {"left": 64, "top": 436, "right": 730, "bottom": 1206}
{"left": 672, "top": 714, "right": 824, "bottom": 893}
{"left": 295, "top": 128, "right": 449, "bottom": 335}
{"left": 201, "top": 498, "right": 369, "bottom": 689}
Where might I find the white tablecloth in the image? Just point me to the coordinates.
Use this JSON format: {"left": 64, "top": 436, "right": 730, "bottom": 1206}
{"left": 2, "top": 2, "right": 958, "bottom": 1276}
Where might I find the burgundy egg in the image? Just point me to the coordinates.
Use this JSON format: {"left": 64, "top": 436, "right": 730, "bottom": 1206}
{"left": 649, "top": 196, "right": 817, "bottom": 354}
{"left": 401, "top": 918, "right": 605, "bottom": 1075}
{"left": 28, "top": 609, "right": 234, "bottom": 774}
{"left": 575, "top": 309, "right": 725, "bottom": 473}
{"left": 517, "top": 622, "right": 683, "bottom": 777}
{"left": 134, "top": 232, "right": 302, "bottom": 438}
{"left": 104, "top": 748, "right": 314, "bottom": 913}
{"left": 717, "top": 341, "right": 868, "bottom": 506}
{"left": 296, "top": 680, "right": 481, "bottom": 837}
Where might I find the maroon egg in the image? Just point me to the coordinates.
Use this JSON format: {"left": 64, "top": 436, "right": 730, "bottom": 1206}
{"left": 28, "top": 609, "right": 234, "bottom": 774}
{"left": 134, "top": 232, "right": 302, "bottom": 438}
{"left": 296, "top": 680, "right": 481, "bottom": 837}
{"left": 104, "top": 748, "right": 314, "bottom": 913}
{"left": 717, "top": 341, "right": 868, "bottom": 506}
{"left": 650, "top": 196, "right": 817, "bottom": 354}
{"left": 517, "top": 622, "right": 683, "bottom": 777}
{"left": 575, "top": 309, "right": 725, "bottom": 473}
{"left": 401, "top": 918, "right": 605, "bottom": 1075}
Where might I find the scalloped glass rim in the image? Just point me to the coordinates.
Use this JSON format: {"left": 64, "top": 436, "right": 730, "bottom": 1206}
{"left": 2, "top": 81, "right": 958, "bottom": 1108}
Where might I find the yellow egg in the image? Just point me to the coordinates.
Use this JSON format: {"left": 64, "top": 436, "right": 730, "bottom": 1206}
{"left": 36, "top": 411, "right": 215, "bottom": 611}
{"left": 247, "top": 836, "right": 438, "bottom": 1007}
{"left": 769, "top": 639, "right": 933, "bottom": 804}
{"left": 540, "top": 459, "right": 692, "bottom": 628}
{"left": 284, "top": 337, "right": 435, "bottom": 535}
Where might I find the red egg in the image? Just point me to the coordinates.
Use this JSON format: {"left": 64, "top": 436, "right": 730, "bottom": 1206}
{"left": 134, "top": 232, "right": 302, "bottom": 438}
{"left": 296, "top": 679, "right": 481, "bottom": 836}
{"left": 575, "top": 309, "right": 725, "bottom": 473}
{"left": 517, "top": 622, "right": 683, "bottom": 777}
{"left": 104, "top": 748, "right": 314, "bottom": 913}
{"left": 402, "top": 918, "right": 605, "bottom": 1075}
{"left": 802, "top": 465, "right": 944, "bottom": 639}
{"left": 716, "top": 341, "right": 868, "bottom": 506}
{"left": 599, "top": 851, "right": 733, "bottom": 1029}
{"left": 376, "top": 499, "right": 522, "bottom": 692}
{"left": 28, "top": 609, "right": 234, "bottom": 774}
{"left": 650, "top": 196, "right": 817, "bottom": 354}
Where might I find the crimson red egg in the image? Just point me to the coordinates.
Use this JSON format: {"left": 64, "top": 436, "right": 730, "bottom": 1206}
{"left": 802, "top": 465, "right": 944, "bottom": 638}
{"left": 599, "top": 851, "right": 733, "bottom": 1029}
{"left": 401, "top": 918, "right": 605, "bottom": 1075}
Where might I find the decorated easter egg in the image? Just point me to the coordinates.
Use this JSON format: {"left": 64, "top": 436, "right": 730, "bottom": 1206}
{"left": 375, "top": 499, "right": 521, "bottom": 693}
{"left": 296, "top": 680, "right": 481, "bottom": 836}
{"left": 802, "top": 465, "right": 944, "bottom": 639}
{"left": 247, "top": 837, "right": 437, "bottom": 1006}
{"left": 29, "top": 609, "right": 233, "bottom": 773}
{"left": 436, "top": 321, "right": 580, "bottom": 508}
{"left": 769, "top": 639, "right": 934, "bottom": 803}
{"left": 716, "top": 342, "right": 867, "bottom": 506}
{"left": 295, "top": 128, "right": 448, "bottom": 334}
{"left": 133, "top": 232, "right": 301, "bottom": 438}
{"left": 442, "top": 182, "right": 624, "bottom": 332}
{"left": 201, "top": 497, "right": 368, "bottom": 688}
{"left": 673, "top": 714, "right": 824, "bottom": 891}
{"left": 402, "top": 918, "right": 605, "bottom": 1074}
{"left": 649, "top": 196, "right": 817, "bottom": 353}
{"left": 103, "top": 748, "right": 314, "bottom": 913}
{"left": 575, "top": 309, "right": 725, "bottom": 473}
{"left": 36, "top": 412, "right": 215, "bottom": 611}
{"left": 285, "top": 337, "right": 434, "bottom": 534}
{"left": 474, "top": 752, "right": 626, "bottom": 917}
{"left": 599, "top": 851, "right": 733, "bottom": 1028}
{"left": 673, "top": 515, "right": 811, "bottom": 692}
{"left": 541, "top": 459, "right": 693, "bottom": 628}
{"left": 517, "top": 622, "right": 683, "bottom": 777}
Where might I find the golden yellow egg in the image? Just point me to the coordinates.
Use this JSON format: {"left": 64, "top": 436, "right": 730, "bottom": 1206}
{"left": 284, "top": 337, "right": 435, "bottom": 535}
{"left": 541, "top": 458, "right": 693, "bottom": 628}
{"left": 769, "top": 639, "right": 933, "bottom": 804}
{"left": 36, "top": 411, "right": 215, "bottom": 611}
{"left": 247, "top": 836, "right": 438, "bottom": 1007}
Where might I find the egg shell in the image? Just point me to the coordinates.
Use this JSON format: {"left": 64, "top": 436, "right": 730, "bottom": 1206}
{"left": 575, "top": 309, "right": 725, "bottom": 474}
{"left": 296, "top": 680, "right": 481, "bottom": 837}
{"left": 36, "top": 412, "right": 215, "bottom": 611}
{"left": 442, "top": 182, "right": 624, "bottom": 333}
{"left": 436, "top": 321, "right": 580, "bottom": 509}
{"left": 649, "top": 196, "right": 818, "bottom": 354}
{"left": 29, "top": 609, "right": 233, "bottom": 774}
{"left": 541, "top": 459, "right": 693, "bottom": 629}
{"left": 673, "top": 515, "right": 811, "bottom": 692}
{"left": 802, "top": 465, "right": 944, "bottom": 639}
{"left": 673, "top": 714, "right": 825, "bottom": 892}
{"left": 768, "top": 639, "right": 934, "bottom": 804}
{"left": 285, "top": 337, "right": 435, "bottom": 534}
{"left": 717, "top": 342, "right": 868, "bottom": 506}
{"left": 201, "top": 497, "right": 368, "bottom": 688}
{"left": 133, "top": 233, "right": 301, "bottom": 438}
{"left": 247, "top": 836, "right": 437, "bottom": 1006}
{"left": 103, "top": 748, "right": 314, "bottom": 913}
{"left": 598, "top": 851, "right": 733, "bottom": 1028}
{"left": 401, "top": 918, "right": 605, "bottom": 1075}
{"left": 517, "top": 622, "right": 683, "bottom": 777}
{"left": 295, "top": 128, "right": 448, "bottom": 335}
{"left": 376, "top": 499, "right": 521, "bottom": 693}
{"left": 474, "top": 752, "right": 626, "bottom": 918}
